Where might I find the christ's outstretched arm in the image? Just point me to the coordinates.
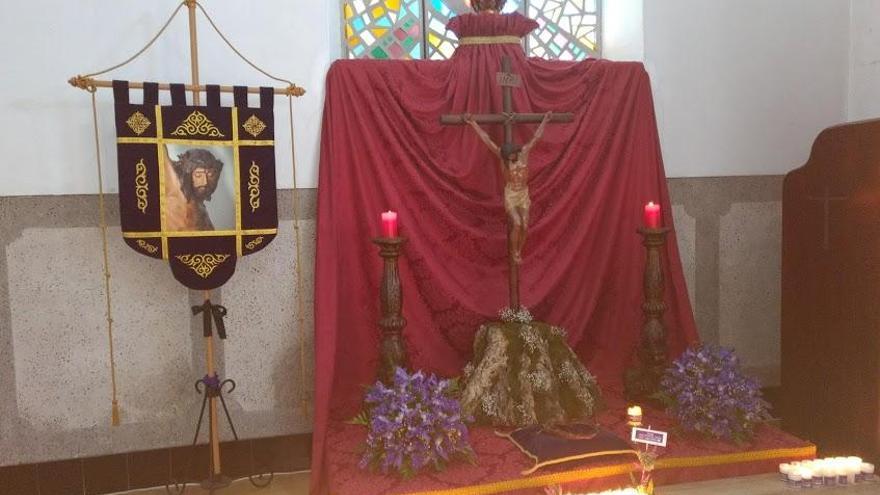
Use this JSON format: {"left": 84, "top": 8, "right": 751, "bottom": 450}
{"left": 522, "top": 111, "right": 553, "bottom": 154}
{"left": 465, "top": 115, "right": 501, "bottom": 157}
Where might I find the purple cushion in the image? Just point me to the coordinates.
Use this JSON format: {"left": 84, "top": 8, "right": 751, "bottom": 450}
{"left": 500, "top": 425, "right": 638, "bottom": 475}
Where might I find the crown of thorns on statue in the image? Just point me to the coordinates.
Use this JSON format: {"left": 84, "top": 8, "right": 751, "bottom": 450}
{"left": 174, "top": 149, "right": 224, "bottom": 201}
{"left": 501, "top": 143, "right": 522, "bottom": 160}
{"left": 471, "top": 0, "right": 507, "bottom": 12}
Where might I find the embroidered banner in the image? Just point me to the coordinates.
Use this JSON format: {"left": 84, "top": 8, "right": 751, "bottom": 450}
{"left": 112, "top": 81, "right": 278, "bottom": 289}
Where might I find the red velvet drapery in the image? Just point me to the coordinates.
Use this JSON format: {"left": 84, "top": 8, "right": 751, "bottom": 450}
{"left": 312, "top": 13, "right": 698, "bottom": 493}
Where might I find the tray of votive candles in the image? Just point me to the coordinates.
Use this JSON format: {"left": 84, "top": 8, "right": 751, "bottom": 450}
{"left": 779, "top": 457, "right": 875, "bottom": 489}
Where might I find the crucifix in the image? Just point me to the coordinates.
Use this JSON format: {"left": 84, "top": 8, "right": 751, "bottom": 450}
{"left": 806, "top": 186, "right": 848, "bottom": 251}
{"left": 440, "top": 55, "right": 574, "bottom": 310}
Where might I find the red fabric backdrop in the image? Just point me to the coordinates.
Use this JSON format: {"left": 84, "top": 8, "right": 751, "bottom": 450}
{"left": 312, "top": 13, "right": 698, "bottom": 493}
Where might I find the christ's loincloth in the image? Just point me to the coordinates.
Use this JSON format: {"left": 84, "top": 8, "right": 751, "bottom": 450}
{"left": 504, "top": 184, "right": 531, "bottom": 216}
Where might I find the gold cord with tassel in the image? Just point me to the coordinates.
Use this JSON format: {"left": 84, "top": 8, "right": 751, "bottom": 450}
{"left": 288, "top": 94, "right": 310, "bottom": 419}
{"left": 89, "top": 87, "right": 122, "bottom": 426}
{"left": 75, "top": 0, "right": 186, "bottom": 430}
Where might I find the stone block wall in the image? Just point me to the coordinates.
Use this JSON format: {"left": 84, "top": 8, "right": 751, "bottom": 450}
{"left": 0, "top": 176, "right": 783, "bottom": 466}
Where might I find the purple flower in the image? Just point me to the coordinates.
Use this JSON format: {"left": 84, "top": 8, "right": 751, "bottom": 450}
{"left": 202, "top": 373, "right": 221, "bottom": 390}
{"left": 660, "top": 345, "right": 771, "bottom": 442}
{"left": 359, "top": 367, "right": 474, "bottom": 477}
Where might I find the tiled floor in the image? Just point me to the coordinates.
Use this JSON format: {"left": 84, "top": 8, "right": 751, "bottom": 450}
{"left": 114, "top": 473, "right": 880, "bottom": 494}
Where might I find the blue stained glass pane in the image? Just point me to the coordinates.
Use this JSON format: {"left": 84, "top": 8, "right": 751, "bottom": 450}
{"left": 375, "top": 16, "right": 392, "bottom": 27}
{"left": 429, "top": 0, "right": 451, "bottom": 16}
{"left": 352, "top": 17, "right": 365, "bottom": 31}
{"left": 501, "top": 0, "right": 520, "bottom": 13}
{"left": 406, "top": 0, "right": 421, "bottom": 16}
{"left": 353, "top": 45, "right": 366, "bottom": 56}
{"left": 410, "top": 44, "right": 422, "bottom": 58}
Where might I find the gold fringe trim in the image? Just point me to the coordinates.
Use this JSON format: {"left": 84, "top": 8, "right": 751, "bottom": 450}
{"left": 458, "top": 36, "right": 522, "bottom": 45}
{"left": 402, "top": 444, "right": 816, "bottom": 495}
{"left": 656, "top": 446, "right": 817, "bottom": 470}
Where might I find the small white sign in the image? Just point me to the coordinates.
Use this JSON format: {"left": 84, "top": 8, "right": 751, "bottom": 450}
{"left": 631, "top": 427, "right": 668, "bottom": 447}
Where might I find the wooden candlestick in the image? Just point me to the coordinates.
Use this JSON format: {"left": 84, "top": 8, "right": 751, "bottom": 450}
{"left": 626, "top": 227, "right": 672, "bottom": 401}
{"left": 372, "top": 237, "right": 409, "bottom": 383}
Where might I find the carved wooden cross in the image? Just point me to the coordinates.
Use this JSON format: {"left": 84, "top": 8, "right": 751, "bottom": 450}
{"left": 806, "top": 186, "right": 848, "bottom": 251}
{"left": 440, "top": 55, "right": 574, "bottom": 310}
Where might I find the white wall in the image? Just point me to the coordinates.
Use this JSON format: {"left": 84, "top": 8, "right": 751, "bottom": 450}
{"left": 849, "top": 0, "right": 880, "bottom": 121}
{"left": 644, "top": 0, "right": 851, "bottom": 177}
{"left": 602, "top": 0, "right": 644, "bottom": 62}
{"left": 0, "top": 0, "right": 338, "bottom": 196}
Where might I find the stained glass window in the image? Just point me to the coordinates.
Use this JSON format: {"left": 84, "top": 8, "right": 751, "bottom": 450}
{"left": 343, "top": 0, "right": 600, "bottom": 61}
{"left": 527, "top": 0, "right": 599, "bottom": 60}
{"left": 344, "top": 0, "right": 424, "bottom": 59}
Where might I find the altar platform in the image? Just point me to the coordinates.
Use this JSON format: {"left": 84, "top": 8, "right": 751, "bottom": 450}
{"left": 324, "top": 395, "right": 814, "bottom": 495}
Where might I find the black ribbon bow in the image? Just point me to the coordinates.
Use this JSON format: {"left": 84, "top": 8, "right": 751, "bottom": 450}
{"left": 191, "top": 300, "right": 228, "bottom": 339}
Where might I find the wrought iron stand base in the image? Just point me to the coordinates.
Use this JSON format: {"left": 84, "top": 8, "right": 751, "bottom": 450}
{"left": 165, "top": 376, "right": 274, "bottom": 494}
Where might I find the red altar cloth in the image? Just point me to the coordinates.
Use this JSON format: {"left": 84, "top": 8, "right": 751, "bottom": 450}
{"left": 313, "top": 13, "right": 699, "bottom": 493}
{"left": 325, "top": 396, "right": 815, "bottom": 494}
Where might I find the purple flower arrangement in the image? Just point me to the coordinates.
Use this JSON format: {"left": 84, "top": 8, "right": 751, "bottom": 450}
{"left": 359, "top": 367, "right": 475, "bottom": 477}
{"left": 659, "top": 345, "right": 771, "bottom": 442}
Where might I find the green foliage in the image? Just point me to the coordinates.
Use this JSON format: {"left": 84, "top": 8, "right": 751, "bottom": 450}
{"left": 347, "top": 410, "right": 370, "bottom": 426}
{"left": 446, "top": 376, "right": 461, "bottom": 396}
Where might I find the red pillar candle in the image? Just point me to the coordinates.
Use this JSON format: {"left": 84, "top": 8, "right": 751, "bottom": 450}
{"left": 381, "top": 211, "right": 399, "bottom": 237}
{"left": 644, "top": 202, "right": 661, "bottom": 229}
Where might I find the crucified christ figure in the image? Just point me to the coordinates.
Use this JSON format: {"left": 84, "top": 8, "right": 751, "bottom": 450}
{"left": 465, "top": 111, "right": 552, "bottom": 264}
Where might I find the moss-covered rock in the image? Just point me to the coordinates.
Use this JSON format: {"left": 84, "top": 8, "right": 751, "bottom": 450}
{"left": 460, "top": 320, "right": 601, "bottom": 427}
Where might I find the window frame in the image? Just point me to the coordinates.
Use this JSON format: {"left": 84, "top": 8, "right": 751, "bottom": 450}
{"left": 342, "top": 0, "right": 603, "bottom": 61}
